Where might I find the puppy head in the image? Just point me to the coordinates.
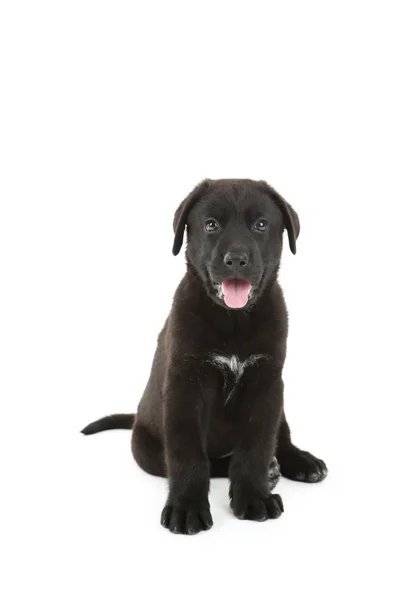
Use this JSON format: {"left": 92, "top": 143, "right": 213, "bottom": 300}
{"left": 173, "top": 179, "right": 300, "bottom": 309}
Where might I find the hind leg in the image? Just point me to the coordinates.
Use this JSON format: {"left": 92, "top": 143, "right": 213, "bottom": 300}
{"left": 131, "top": 420, "right": 166, "bottom": 477}
{"left": 277, "top": 413, "right": 327, "bottom": 482}
{"left": 210, "top": 455, "right": 281, "bottom": 490}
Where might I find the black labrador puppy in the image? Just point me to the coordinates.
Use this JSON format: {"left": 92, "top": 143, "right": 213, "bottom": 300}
{"left": 82, "top": 178, "right": 327, "bottom": 534}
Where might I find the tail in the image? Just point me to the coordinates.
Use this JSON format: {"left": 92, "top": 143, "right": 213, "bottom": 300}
{"left": 81, "top": 413, "right": 135, "bottom": 435}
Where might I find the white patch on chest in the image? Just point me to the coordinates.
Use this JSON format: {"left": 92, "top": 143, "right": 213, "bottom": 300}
{"left": 210, "top": 353, "right": 267, "bottom": 403}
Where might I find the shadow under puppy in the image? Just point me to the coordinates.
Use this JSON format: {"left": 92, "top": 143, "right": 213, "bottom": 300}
{"left": 82, "top": 178, "right": 327, "bottom": 534}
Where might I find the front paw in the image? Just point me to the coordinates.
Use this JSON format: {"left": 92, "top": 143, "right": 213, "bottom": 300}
{"left": 229, "top": 485, "right": 284, "bottom": 521}
{"left": 161, "top": 500, "right": 213, "bottom": 535}
{"left": 278, "top": 448, "right": 328, "bottom": 483}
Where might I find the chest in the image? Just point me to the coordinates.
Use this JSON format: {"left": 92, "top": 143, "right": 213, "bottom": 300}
{"left": 209, "top": 353, "right": 267, "bottom": 403}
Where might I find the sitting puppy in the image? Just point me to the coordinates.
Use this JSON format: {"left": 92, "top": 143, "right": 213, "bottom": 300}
{"left": 82, "top": 178, "right": 327, "bottom": 534}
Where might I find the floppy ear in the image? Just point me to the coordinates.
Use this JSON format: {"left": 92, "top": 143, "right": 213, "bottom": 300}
{"left": 172, "top": 180, "right": 211, "bottom": 256}
{"left": 259, "top": 181, "right": 300, "bottom": 254}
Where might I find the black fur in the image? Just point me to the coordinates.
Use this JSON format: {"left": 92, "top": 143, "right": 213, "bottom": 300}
{"left": 82, "top": 178, "right": 327, "bottom": 534}
{"left": 81, "top": 414, "right": 134, "bottom": 435}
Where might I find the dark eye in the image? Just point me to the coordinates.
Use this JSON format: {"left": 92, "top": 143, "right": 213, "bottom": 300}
{"left": 254, "top": 219, "right": 268, "bottom": 232}
{"left": 205, "top": 219, "right": 220, "bottom": 233}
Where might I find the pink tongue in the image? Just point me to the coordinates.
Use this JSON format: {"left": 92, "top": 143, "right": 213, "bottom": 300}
{"left": 221, "top": 279, "right": 252, "bottom": 309}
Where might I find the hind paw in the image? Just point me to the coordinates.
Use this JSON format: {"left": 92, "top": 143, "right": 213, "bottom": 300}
{"left": 278, "top": 448, "right": 327, "bottom": 483}
{"left": 268, "top": 456, "right": 281, "bottom": 490}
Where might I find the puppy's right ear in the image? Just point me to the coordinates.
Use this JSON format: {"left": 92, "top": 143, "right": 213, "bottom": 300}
{"left": 172, "top": 180, "right": 210, "bottom": 255}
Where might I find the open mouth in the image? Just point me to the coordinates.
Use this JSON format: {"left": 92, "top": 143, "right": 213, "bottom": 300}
{"left": 217, "top": 279, "right": 253, "bottom": 309}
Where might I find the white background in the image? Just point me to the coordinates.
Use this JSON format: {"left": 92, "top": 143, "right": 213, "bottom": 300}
{"left": 1, "top": 1, "right": 399, "bottom": 598}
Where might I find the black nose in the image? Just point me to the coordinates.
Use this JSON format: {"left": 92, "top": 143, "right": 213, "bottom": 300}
{"left": 224, "top": 251, "right": 249, "bottom": 270}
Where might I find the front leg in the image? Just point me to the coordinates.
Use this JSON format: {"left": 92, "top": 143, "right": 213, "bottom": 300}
{"left": 276, "top": 412, "right": 328, "bottom": 482}
{"left": 161, "top": 362, "right": 214, "bottom": 535}
{"left": 229, "top": 367, "right": 284, "bottom": 522}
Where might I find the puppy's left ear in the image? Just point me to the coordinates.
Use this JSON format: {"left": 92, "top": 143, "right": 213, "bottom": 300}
{"left": 172, "top": 179, "right": 211, "bottom": 255}
{"left": 259, "top": 181, "right": 300, "bottom": 254}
